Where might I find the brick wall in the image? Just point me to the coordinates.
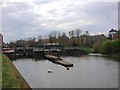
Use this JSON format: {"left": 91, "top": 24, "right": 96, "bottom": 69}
{"left": 0, "top": 34, "right": 3, "bottom": 51}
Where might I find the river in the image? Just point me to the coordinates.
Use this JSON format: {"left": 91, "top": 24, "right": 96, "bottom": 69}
{"left": 12, "top": 54, "right": 119, "bottom": 88}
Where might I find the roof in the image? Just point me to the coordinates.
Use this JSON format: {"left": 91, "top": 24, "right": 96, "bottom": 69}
{"left": 109, "top": 29, "right": 117, "bottom": 32}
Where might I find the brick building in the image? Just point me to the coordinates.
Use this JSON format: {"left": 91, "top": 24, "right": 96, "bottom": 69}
{"left": 109, "top": 29, "right": 118, "bottom": 40}
{"left": 0, "top": 33, "right": 3, "bottom": 51}
{"left": 80, "top": 34, "right": 106, "bottom": 47}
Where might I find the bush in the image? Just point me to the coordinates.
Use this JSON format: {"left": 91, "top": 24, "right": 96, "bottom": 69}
{"left": 101, "top": 40, "right": 120, "bottom": 54}
{"left": 93, "top": 43, "right": 102, "bottom": 53}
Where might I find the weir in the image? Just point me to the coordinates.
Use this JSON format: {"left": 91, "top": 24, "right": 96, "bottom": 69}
{"left": 3, "top": 47, "right": 88, "bottom": 60}
{"left": 3, "top": 48, "right": 74, "bottom": 67}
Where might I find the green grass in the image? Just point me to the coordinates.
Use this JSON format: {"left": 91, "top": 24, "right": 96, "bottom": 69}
{"left": 2, "top": 54, "right": 31, "bottom": 89}
{"left": 0, "top": 53, "right": 2, "bottom": 89}
{"left": 79, "top": 47, "right": 93, "bottom": 53}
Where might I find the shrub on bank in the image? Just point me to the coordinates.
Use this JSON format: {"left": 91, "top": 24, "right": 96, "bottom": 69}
{"left": 93, "top": 43, "right": 102, "bottom": 53}
{"left": 101, "top": 40, "right": 120, "bottom": 54}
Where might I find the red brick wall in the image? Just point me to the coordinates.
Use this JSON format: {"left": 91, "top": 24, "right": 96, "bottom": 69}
{"left": 112, "top": 33, "right": 118, "bottom": 40}
{"left": 0, "top": 34, "right": 3, "bottom": 51}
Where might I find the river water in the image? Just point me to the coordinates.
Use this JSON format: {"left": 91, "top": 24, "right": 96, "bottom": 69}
{"left": 12, "top": 54, "right": 119, "bottom": 88}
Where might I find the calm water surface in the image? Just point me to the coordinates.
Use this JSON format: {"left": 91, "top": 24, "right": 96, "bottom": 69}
{"left": 13, "top": 54, "right": 118, "bottom": 88}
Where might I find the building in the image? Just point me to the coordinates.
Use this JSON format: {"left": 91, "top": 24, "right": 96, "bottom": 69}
{"left": 0, "top": 34, "right": 3, "bottom": 51}
{"left": 80, "top": 34, "right": 106, "bottom": 47}
{"left": 109, "top": 29, "right": 118, "bottom": 40}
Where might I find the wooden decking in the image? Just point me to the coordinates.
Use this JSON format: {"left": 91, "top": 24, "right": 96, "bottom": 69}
{"left": 45, "top": 55, "right": 73, "bottom": 67}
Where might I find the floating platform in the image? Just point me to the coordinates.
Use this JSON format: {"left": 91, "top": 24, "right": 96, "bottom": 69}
{"left": 45, "top": 55, "right": 73, "bottom": 67}
{"left": 56, "top": 60, "right": 73, "bottom": 67}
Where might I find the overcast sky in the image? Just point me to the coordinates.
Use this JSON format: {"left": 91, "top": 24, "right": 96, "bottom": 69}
{"left": 0, "top": 0, "right": 119, "bottom": 43}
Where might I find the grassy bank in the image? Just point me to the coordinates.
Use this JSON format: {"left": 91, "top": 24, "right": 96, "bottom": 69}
{"left": 79, "top": 47, "right": 93, "bottom": 54}
{"left": 2, "top": 54, "right": 31, "bottom": 89}
{"left": 0, "top": 53, "right": 2, "bottom": 89}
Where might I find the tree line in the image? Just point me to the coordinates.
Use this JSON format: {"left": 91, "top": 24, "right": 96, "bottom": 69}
{"left": 8, "top": 28, "right": 120, "bottom": 55}
{"left": 93, "top": 31, "right": 120, "bottom": 54}
{"left": 8, "top": 29, "right": 93, "bottom": 48}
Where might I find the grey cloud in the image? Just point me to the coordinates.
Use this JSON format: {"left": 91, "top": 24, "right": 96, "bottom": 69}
{"left": 2, "top": 2, "right": 51, "bottom": 42}
{"left": 118, "top": 1, "right": 120, "bottom": 29}
{"left": 2, "top": 1, "right": 118, "bottom": 42}
{"left": 68, "top": 2, "right": 118, "bottom": 33}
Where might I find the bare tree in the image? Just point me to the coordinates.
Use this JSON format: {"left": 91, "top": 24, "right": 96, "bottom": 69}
{"left": 69, "top": 30, "right": 74, "bottom": 38}
{"left": 75, "top": 28, "right": 82, "bottom": 45}
{"left": 85, "top": 31, "right": 89, "bottom": 36}
{"left": 26, "top": 37, "right": 36, "bottom": 47}
{"left": 76, "top": 28, "right": 82, "bottom": 37}
{"left": 50, "top": 31, "right": 60, "bottom": 38}
{"left": 58, "top": 32, "right": 69, "bottom": 46}
{"left": 37, "top": 35, "right": 43, "bottom": 45}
